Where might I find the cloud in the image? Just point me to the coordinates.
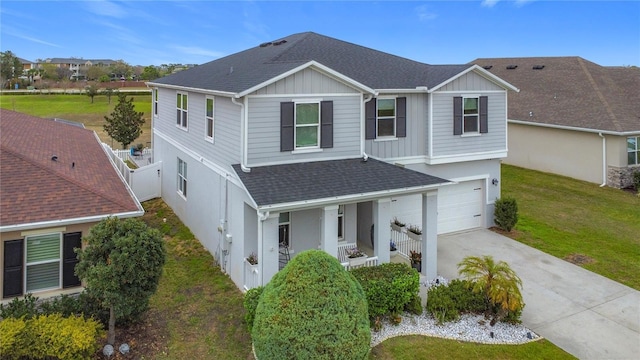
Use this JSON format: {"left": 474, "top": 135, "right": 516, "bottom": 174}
{"left": 2, "top": 27, "right": 61, "bottom": 48}
{"left": 83, "top": 0, "right": 127, "bottom": 18}
{"left": 415, "top": 5, "right": 437, "bottom": 21}
{"left": 481, "top": 0, "right": 500, "bottom": 8}
{"left": 481, "top": 0, "right": 535, "bottom": 8}
{"left": 169, "top": 45, "right": 225, "bottom": 59}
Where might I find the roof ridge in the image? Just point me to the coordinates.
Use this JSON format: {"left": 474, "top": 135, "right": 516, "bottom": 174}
{"left": 577, "top": 57, "right": 623, "bottom": 132}
{"left": 0, "top": 144, "right": 136, "bottom": 211}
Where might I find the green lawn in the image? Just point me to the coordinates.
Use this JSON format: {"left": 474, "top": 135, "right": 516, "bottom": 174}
{"left": 501, "top": 164, "right": 640, "bottom": 290}
{"left": 0, "top": 93, "right": 152, "bottom": 148}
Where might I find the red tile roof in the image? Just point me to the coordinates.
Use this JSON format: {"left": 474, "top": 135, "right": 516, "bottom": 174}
{"left": 0, "top": 109, "right": 142, "bottom": 227}
{"left": 472, "top": 57, "right": 640, "bottom": 133}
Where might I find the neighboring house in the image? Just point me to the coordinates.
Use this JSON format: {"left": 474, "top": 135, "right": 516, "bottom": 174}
{"left": 147, "top": 32, "right": 517, "bottom": 290}
{"left": 472, "top": 57, "right": 640, "bottom": 188}
{"left": 0, "top": 109, "right": 144, "bottom": 303}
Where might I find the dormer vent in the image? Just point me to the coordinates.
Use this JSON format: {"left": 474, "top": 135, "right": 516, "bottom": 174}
{"left": 272, "top": 39, "right": 287, "bottom": 46}
{"left": 483, "top": 65, "right": 493, "bottom": 70}
{"left": 533, "top": 65, "right": 545, "bottom": 70}
{"left": 506, "top": 65, "right": 518, "bottom": 70}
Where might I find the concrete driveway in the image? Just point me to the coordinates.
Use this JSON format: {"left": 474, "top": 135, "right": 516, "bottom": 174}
{"left": 437, "top": 229, "right": 640, "bottom": 360}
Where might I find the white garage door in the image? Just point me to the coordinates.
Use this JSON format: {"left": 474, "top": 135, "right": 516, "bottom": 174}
{"left": 437, "top": 180, "right": 484, "bottom": 234}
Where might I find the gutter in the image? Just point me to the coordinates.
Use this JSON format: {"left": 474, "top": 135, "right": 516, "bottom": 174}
{"left": 257, "top": 210, "right": 270, "bottom": 286}
{"left": 362, "top": 94, "right": 374, "bottom": 156}
{"left": 231, "top": 96, "right": 250, "bottom": 172}
{"left": 0, "top": 210, "right": 145, "bottom": 233}
{"left": 508, "top": 119, "right": 640, "bottom": 136}
{"left": 599, "top": 132, "right": 607, "bottom": 187}
{"left": 145, "top": 82, "right": 236, "bottom": 98}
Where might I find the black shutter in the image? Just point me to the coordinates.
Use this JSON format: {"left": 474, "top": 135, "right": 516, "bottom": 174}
{"left": 396, "top": 97, "right": 406, "bottom": 138}
{"left": 62, "top": 232, "right": 82, "bottom": 288}
{"left": 320, "top": 101, "right": 333, "bottom": 148}
{"left": 453, "top": 97, "right": 463, "bottom": 135}
{"left": 365, "top": 99, "right": 376, "bottom": 139}
{"left": 3, "top": 239, "right": 23, "bottom": 298}
{"left": 280, "top": 102, "right": 294, "bottom": 151}
{"left": 479, "top": 96, "right": 488, "bottom": 134}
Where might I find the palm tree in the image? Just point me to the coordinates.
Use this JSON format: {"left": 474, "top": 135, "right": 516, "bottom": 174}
{"left": 457, "top": 255, "right": 524, "bottom": 325}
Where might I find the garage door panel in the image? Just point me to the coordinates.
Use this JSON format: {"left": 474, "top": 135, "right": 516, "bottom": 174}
{"left": 438, "top": 180, "right": 484, "bottom": 234}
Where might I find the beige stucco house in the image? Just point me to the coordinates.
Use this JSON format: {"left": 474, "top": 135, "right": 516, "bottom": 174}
{"left": 473, "top": 57, "right": 640, "bottom": 188}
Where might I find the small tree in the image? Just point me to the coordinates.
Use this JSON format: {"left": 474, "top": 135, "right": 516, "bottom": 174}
{"left": 101, "top": 87, "right": 118, "bottom": 104}
{"left": 85, "top": 83, "right": 99, "bottom": 103}
{"left": 457, "top": 255, "right": 524, "bottom": 325}
{"left": 75, "top": 217, "right": 166, "bottom": 345}
{"left": 103, "top": 93, "right": 145, "bottom": 149}
{"left": 494, "top": 196, "right": 518, "bottom": 232}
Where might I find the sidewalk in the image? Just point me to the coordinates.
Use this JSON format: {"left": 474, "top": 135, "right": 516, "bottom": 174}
{"left": 437, "top": 229, "right": 640, "bottom": 360}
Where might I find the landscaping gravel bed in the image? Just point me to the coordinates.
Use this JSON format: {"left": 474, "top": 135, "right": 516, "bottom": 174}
{"left": 370, "top": 276, "right": 540, "bottom": 347}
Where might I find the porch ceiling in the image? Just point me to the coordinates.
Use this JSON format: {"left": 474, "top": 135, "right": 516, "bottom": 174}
{"left": 232, "top": 158, "right": 450, "bottom": 209}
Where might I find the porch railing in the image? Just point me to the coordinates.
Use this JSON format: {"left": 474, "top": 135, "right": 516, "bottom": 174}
{"left": 341, "top": 256, "right": 379, "bottom": 271}
{"left": 243, "top": 258, "right": 260, "bottom": 291}
{"left": 390, "top": 225, "right": 421, "bottom": 260}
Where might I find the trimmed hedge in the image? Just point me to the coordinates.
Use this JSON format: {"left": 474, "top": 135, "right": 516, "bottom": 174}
{"left": 351, "top": 263, "right": 419, "bottom": 319}
{"left": 243, "top": 286, "right": 264, "bottom": 332}
{"left": 252, "top": 250, "right": 370, "bottom": 360}
{"left": 494, "top": 197, "right": 519, "bottom": 232}
{"left": 0, "top": 313, "right": 103, "bottom": 359}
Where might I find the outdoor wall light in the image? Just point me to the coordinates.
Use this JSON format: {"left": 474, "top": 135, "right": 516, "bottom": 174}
{"left": 492, "top": 178, "right": 499, "bottom": 186}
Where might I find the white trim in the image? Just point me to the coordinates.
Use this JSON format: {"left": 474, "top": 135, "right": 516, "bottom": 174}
{"left": 246, "top": 154, "right": 360, "bottom": 168}
{"left": 176, "top": 91, "right": 188, "bottom": 129}
{"left": 377, "top": 88, "right": 429, "bottom": 94}
{"left": 21, "top": 227, "right": 66, "bottom": 236}
{"left": 256, "top": 182, "right": 452, "bottom": 213}
{"left": 205, "top": 96, "right": 215, "bottom": 143}
{"left": 237, "top": 61, "right": 377, "bottom": 97}
{"left": 425, "top": 151, "right": 507, "bottom": 165}
{"left": 460, "top": 133, "right": 481, "bottom": 138}
{"left": 291, "top": 148, "right": 323, "bottom": 155}
{"left": 428, "top": 92, "right": 434, "bottom": 157}
{"left": 246, "top": 93, "right": 359, "bottom": 99}
{"left": 433, "top": 90, "right": 509, "bottom": 94}
{"left": 294, "top": 100, "right": 321, "bottom": 150}
{"left": 0, "top": 210, "right": 143, "bottom": 234}
{"left": 508, "top": 119, "right": 640, "bottom": 136}
{"left": 373, "top": 137, "right": 398, "bottom": 142}
{"left": 428, "top": 65, "right": 520, "bottom": 93}
{"left": 146, "top": 82, "right": 236, "bottom": 97}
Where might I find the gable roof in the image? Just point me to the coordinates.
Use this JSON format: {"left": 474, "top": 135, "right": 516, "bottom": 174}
{"left": 150, "top": 32, "right": 474, "bottom": 93}
{"left": 0, "top": 109, "right": 143, "bottom": 230}
{"left": 232, "top": 158, "right": 450, "bottom": 211}
{"left": 472, "top": 57, "right": 640, "bottom": 133}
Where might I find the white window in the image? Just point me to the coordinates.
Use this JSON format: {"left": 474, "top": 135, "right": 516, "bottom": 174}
{"left": 176, "top": 92, "right": 188, "bottom": 129}
{"left": 206, "top": 97, "right": 214, "bottom": 142}
{"left": 295, "top": 102, "right": 320, "bottom": 148}
{"left": 377, "top": 98, "right": 396, "bottom": 137}
{"left": 628, "top": 136, "right": 640, "bottom": 165}
{"left": 153, "top": 88, "right": 158, "bottom": 116}
{"left": 279, "top": 212, "right": 290, "bottom": 248}
{"left": 177, "top": 158, "right": 187, "bottom": 197}
{"left": 337, "top": 205, "right": 345, "bottom": 240}
{"left": 463, "top": 97, "right": 479, "bottom": 134}
{"left": 25, "top": 233, "right": 61, "bottom": 292}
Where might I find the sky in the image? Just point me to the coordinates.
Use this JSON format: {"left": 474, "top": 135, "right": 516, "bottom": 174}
{"left": 1, "top": 0, "right": 639, "bottom": 67}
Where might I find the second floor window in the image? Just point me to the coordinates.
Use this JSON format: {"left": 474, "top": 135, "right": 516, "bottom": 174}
{"left": 463, "top": 97, "right": 479, "bottom": 133}
{"left": 206, "top": 97, "right": 214, "bottom": 142}
{"left": 153, "top": 89, "right": 158, "bottom": 116}
{"left": 176, "top": 93, "right": 188, "bottom": 129}
{"left": 295, "top": 102, "right": 320, "bottom": 148}
{"left": 628, "top": 136, "right": 639, "bottom": 165}
{"left": 377, "top": 98, "right": 396, "bottom": 137}
{"left": 177, "top": 158, "right": 187, "bottom": 197}
{"left": 453, "top": 96, "right": 488, "bottom": 136}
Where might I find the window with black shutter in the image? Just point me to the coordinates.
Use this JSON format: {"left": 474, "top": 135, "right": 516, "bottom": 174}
{"left": 281, "top": 100, "right": 333, "bottom": 151}
{"left": 365, "top": 97, "right": 406, "bottom": 139}
{"left": 454, "top": 96, "right": 488, "bottom": 135}
{"left": 3, "top": 239, "right": 24, "bottom": 298}
{"left": 62, "top": 232, "right": 82, "bottom": 288}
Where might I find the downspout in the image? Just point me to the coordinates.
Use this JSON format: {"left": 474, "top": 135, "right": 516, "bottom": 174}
{"left": 257, "top": 210, "right": 270, "bottom": 286}
{"left": 231, "top": 96, "right": 250, "bottom": 172}
{"left": 599, "top": 132, "right": 607, "bottom": 187}
{"left": 362, "top": 94, "right": 374, "bottom": 156}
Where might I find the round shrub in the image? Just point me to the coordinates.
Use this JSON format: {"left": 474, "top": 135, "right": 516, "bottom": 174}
{"left": 243, "top": 286, "right": 264, "bottom": 332}
{"left": 494, "top": 196, "right": 518, "bottom": 232}
{"left": 252, "top": 249, "right": 370, "bottom": 360}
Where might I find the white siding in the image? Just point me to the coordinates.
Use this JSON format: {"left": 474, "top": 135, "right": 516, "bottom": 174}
{"left": 246, "top": 95, "right": 361, "bottom": 166}
{"left": 252, "top": 68, "right": 359, "bottom": 95}
{"left": 365, "top": 93, "right": 428, "bottom": 158}
{"left": 437, "top": 71, "right": 504, "bottom": 92}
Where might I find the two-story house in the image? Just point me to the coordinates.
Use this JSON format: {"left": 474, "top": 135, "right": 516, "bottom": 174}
{"left": 147, "top": 32, "right": 517, "bottom": 290}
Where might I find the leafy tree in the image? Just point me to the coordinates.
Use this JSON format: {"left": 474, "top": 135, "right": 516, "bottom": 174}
{"left": 86, "top": 65, "right": 107, "bottom": 81}
{"left": 0, "top": 51, "right": 22, "bottom": 88}
{"left": 103, "top": 93, "right": 145, "bottom": 149}
{"left": 85, "top": 83, "right": 99, "bottom": 103}
{"left": 140, "top": 65, "right": 161, "bottom": 80}
{"left": 457, "top": 255, "right": 524, "bottom": 325}
{"left": 55, "top": 66, "right": 72, "bottom": 81}
{"left": 75, "top": 217, "right": 166, "bottom": 345}
{"left": 109, "top": 60, "right": 132, "bottom": 80}
{"left": 40, "top": 63, "right": 59, "bottom": 80}
{"left": 252, "top": 249, "right": 370, "bottom": 360}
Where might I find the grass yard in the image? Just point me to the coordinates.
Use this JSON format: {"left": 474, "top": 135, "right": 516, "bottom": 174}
{"left": 0, "top": 93, "right": 152, "bottom": 149}
{"left": 501, "top": 164, "right": 640, "bottom": 290}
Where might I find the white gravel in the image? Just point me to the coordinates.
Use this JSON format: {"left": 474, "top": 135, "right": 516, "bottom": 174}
{"left": 370, "top": 276, "right": 540, "bottom": 347}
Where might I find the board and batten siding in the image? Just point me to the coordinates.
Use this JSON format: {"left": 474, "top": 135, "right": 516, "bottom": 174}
{"left": 436, "top": 70, "right": 505, "bottom": 92}
{"left": 154, "top": 88, "right": 241, "bottom": 167}
{"left": 431, "top": 91, "right": 507, "bottom": 157}
{"left": 246, "top": 95, "right": 361, "bottom": 166}
{"left": 251, "top": 68, "right": 360, "bottom": 95}
{"left": 364, "top": 93, "right": 427, "bottom": 159}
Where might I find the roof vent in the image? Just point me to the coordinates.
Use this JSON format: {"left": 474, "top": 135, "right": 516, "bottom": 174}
{"left": 532, "top": 65, "right": 545, "bottom": 70}
{"left": 272, "top": 39, "right": 287, "bottom": 46}
{"left": 483, "top": 65, "right": 493, "bottom": 70}
{"left": 51, "top": 155, "right": 58, "bottom": 161}
{"left": 506, "top": 65, "right": 518, "bottom": 70}
{"left": 259, "top": 42, "right": 272, "bottom": 48}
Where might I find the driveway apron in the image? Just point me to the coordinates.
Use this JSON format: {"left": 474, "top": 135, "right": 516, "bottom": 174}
{"left": 437, "top": 229, "right": 640, "bottom": 360}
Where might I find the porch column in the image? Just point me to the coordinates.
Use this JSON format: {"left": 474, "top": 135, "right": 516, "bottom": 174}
{"left": 261, "top": 212, "right": 280, "bottom": 285}
{"left": 421, "top": 191, "right": 438, "bottom": 279}
{"left": 321, "top": 205, "right": 339, "bottom": 258}
{"left": 373, "top": 198, "right": 391, "bottom": 264}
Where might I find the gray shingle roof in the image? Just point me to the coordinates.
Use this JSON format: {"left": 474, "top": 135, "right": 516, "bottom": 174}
{"left": 472, "top": 57, "right": 640, "bottom": 133}
{"left": 152, "top": 32, "right": 471, "bottom": 93}
{"left": 232, "top": 158, "right": 449, "bottom": 207}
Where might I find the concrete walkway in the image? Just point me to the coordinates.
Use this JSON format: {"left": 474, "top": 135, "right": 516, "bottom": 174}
{"left": 437, "top": 229, "right": 640, "bottom": 360}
